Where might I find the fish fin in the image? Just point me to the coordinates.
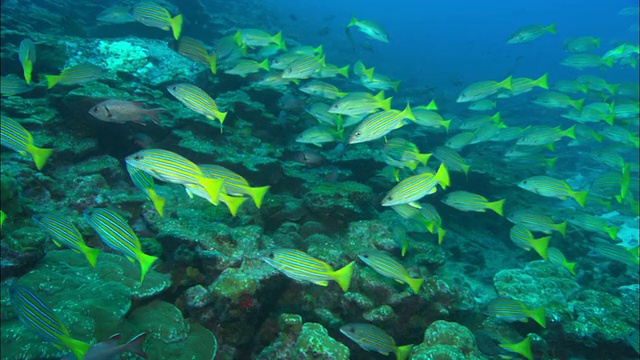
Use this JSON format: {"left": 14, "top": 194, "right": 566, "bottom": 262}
{"left": 272, "top": 31, "right": 286, "bottom": 50}
{"left": 605, "top": 226, "right": 618, "bottom": 240}
{"left": 170, "top": 14, "right": 183, "bottom": 40}
{"left": 213, "top": 109, "right": 228, "bottom": 125}
{"left": 571, "top": 190, "right": 589, "bottom": 207}
{"left": 363, "top": 66, "right": 375, "bottom": 81}
{"left": 199, "top": 177, "right": 225, "bottom": 206}
{"left": 415, "top": 152, "right": 431, "bottom": 166}
{"left": 208, "top": 52, "right": 217, "bottom": 74}
{"left": 498, "top": 75, "right": 513, "bottom": 90}
{"left": 395, "top": 344, "right": 414, "bottom": 360}
{"left": 380, "top": 95, "right": 393, "bottom": 111}
{"left": 557, "top": 221, "right": 568, "bottom": 238}
{"left": 406, "top": 161, "right": 418, "bottom": 171}
{"left": 243, "top": 185, "right": 270, "bottom": 208}
{"left": 23, "top": 60, "right": 33, "bottom": 84}
{"left": 219, "top": 192, "right": 247, "bottom": 217}
{"left": 572, "top": 98, "right": 585, "bottom": 111}
{"left": 401, "top": 103, "right": 416, "bottom": 121}
{"left": 545, "top": 23, "right": 556, "bottom": 34}
{"left": 487, "top": 199, "right": 505, "bottom": 216}
{"left": 81, "top": 246, "right": 100, "bottom": 268}
{"left": 530, "top": 236, "right": 550, "bottom": 260}
{"left": 425, "top": 99, "right": 438, "bottom": 110}
{"left": 124, "top": 333, "right": 149, "bottom": 359}
{"left": 338, "top": 65, "right": 350, "bottom": 78}
{"left": 149, "top": 191, "right": 166, "bottom": 217}
{"left": 565, "top": 261, "right": 577, "bottom": 276}
{"left": 258, "top": 58, "right": 270, "bottom": 71}
{"left": 437, "top": 227, "right": 446, "bottom": 245}
{"left": 535, "top": 73, "right": 549, "bottom": 89}
{"left": 401, "top": 240, "right": 409, "bottom": 257}
{"left": 433, "top": 163, "right": 450, "bottom": 189}
{"left": 26, "top": 144, "right": 53, "bottom": 170}
{"left": 44, "top": 75, "right": 61, "bottom": 89}
{"left": 602, "top": 56, "right": 614, "bottom": 68}
{"left": 331, "top": 261, "right": 354, "bottom": 292}
{"left": 406, "top": 276, "right": 424, "bottom": 294}
{"left": 144, "top": 109, "right": 164, "bottom": 125}
{"left": 347, "top": 16, "right": 358, "bottom": 27}
{"left": 392, "top": 80, "right": 401, "bottom": 92}
{"left": 61, "top": 337, "right": 91, "bottom": 360}
{"left": 137, "top": 251, "right": 158, "bottom": 283}
{"left": 408, "top": 202, "right": 422, "bottom": 209}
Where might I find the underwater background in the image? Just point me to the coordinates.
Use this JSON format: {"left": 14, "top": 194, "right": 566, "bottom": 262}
{"left": 0, "top": 0, "right": 638, "bottom": 359}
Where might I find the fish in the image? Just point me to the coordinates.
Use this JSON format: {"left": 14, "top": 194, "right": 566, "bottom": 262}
{"left": 261, "top": 248, "right": 354, "bottom": 292}
{"left": 485, "top": 297, "right": 546, "bottom": 327}
{"left": 1, "top": 75, "right": 35, "bottom": 96}
{"left": 340, "top": 323, "right": 413, "bottom": 360}
{"left": 125, "top": 149, "right": 225, "bottom": 205}
{"left": 553, "top": 79, "right": 588, "bottom": 94}
{"left": 88, "top": 99, "right": 163, "bottom": 125}
{"left": 509, "top": 225, "right": 550, "bottom": 260}
{"left": 498, "top": 336, "right": 533, "bottom": 360}
{"left": 563, "top": 36, "right": 601, "bottom": 53}
{"left": 441, "top": 191, "right": 505, "bottom": 216}
{"left": 282, "top": 54, "right": 325, "bottom": 79}
{"left": 96, "top": 5, "right": 136, "bottom": 24}
{"left": 392, "top": 203, "right": 446, "bottom": 244}
{"left": 456, "top": 76, "right": 512, "bottom": 102}
{"left": 224, "top": 58, "right": 270, "bottom": 78}
{"left": 547, "top": 247, "right": 576, "bottom": 275}
{"left": 600, "top": 126, "right": 639, "bottom": 148}
{"left": 234, "top": 29, "right": 286, "bottom": 49}
{"left": 507, "top": 23, "right": 556, "bottom": 44}
{"left": 312, "top": 63, "right": 350, "bottom": 79}
{"left": 44, "top": 63, "right": 106, "bottom": 89}
{"left": 383, "top": 138, "right": 431, "bottom": 171}
{"left": 19, "top": 39, "right": 36, "bottom": 84}
{"left": 296, "top": 125, "right": 343, "bottom": 147}
{"left": 329, "top": 91, "right": 392, "bottom": 117}
{"left": 532, "top": 90, "right": 584, "bottom": 111}
{"left": 433, "top": 146, "right": 471, "bottom": 176}
{"left": 348, "top": 104, "right": 415, "bottom": 144}
{"left": 507, "top": 209, "right": 567, "bottom": 237}
{"left": 459, "top": 112, "right": 502, "bottom": 131}
{"left": 356, "top": 72, "right": 401, "bottom": 93}
{"left": 294, "top": 151, "right": 326, "bottom": 167}
{"left": 576, "top": 74, "right": 617, "bottom": 94}
{"left": 358, "top": 251, "right": 423, "bottom": 293}
{"left": 271, "top": 52, "right": 305, "bottom": 70}
{"left": 303, "top": 102, "right": 343, "bottom": 128}
{"left": 196, "top": 164, "right": 270, "bottom": 209}
{"left": 346, "top": 17, "right": 390, "bottom": 43}
{"left": 83, "top": 208, "right": 158, "bottom": 283}
{"left": 391, "top": 224, "right": 409, "bottom": 257}
{"left": 126, "top": 163, "right": 166, "bottom": 216}
{"left": 411, "top": 105, "right": 451, "bottom": 132}
{"left": 214, "top": 35, "right": 247, "bottom": 64}
{"left": 561, "top": 54, "right": 614, "bottom": 69}
{"left": 468, "top": 99, "right": 496, "bottom": 111}
{"left": 61, "top": 333, "right": 148, "bottom": 360}
{"left": 184, "top": 183, "right": 247, "bottom": 216}
{"left": 299, "top": 80, "right": 347, "bottom": 99}
{"left": 496, "top": 73, "right": 549, "bottom": 98}
{"left": 518, "top": 175, "right": 589, "bottom": 207}
{"left": 516, "top": 125, "right": 576, "bottom": 147}
{"left": 176, "top": 36, "right": 217, "bottom": 74}
{"left": 444, "top": 131, "right": 475, "bottom": 150}
{"left": 592, "top": 242, "right": 639, "bottom": 266}
{"left": 9, "top": 284, "right": 91, "bottom": 360}
{"left": 167, "top": 83, "right": 227, "bottom": 126}
{"left": 353, "top": 60, "right": 375, "bottom": 81}
{"left": 32, "top": 213, "right": 100, "bottom": 267}
{"left": 131, "top": 1, "right": 183, "bottom": 40}
{"left": 568, "top": 213, "right": 618, "bottom": 240}
{"left": 381, "top": 163, "right": 450, "bottom": 206}
{"left": 0, "top": 115, "right": 53, "bottom": 170}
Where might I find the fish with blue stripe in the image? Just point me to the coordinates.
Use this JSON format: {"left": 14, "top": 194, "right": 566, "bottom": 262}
{"left": 167, "top": 83, "right": 227, "bottom": 127}
{"left": 349, "top": 104, "right": 416, "bottom": 144}
{"left": 9, "top": 284, "right": 91, "bottom": 360}
{"left": 381, "top": 163, "right": 450, "bottom": 207}
{"left": 32, "top": 213, "right": 100, "bottom": 267}
{"left": 184, "top": 183, "right": 247, "bottom": 217}
{"left": 177, "top": 36, "right": 217, "bottom": 74}
{"left": 507, "top": 209, "right": 567, "bottom": 237}
{"left": 125, "top": 149, "right": 225, "bottom": 206}
{"left": 1, "top": 75, "right": 35, "bottom": 96}
{"left": 358, "top": 251, "right": 423, "bottom": 294}
{"left": 126, "top": 163, "right": 166, "bottom": 216}
{"left": 391, "top": 203, "right": 447, "bottom": 244}
{"left": 19, "top": 39, "right": 36, "bottom": 84}
{"left": 547, "top": 247, "right": 576, "bottom": 275}
{"left": 198, "top": 164, "right": 270, "bottom": 208}
{"left": 485, "top": 297, "right": 546, "bottom": 328}
{"left": 44, "top": 63, "right": 105, "bottom": 89}
{"left": 340, "top": 323, "right": 414, "bottom": 360}
{"left": 441, "top": 190, "right": 505, "bottom": 216}
{"left": 509, "top": 224, "right": 550, "bottom": 260}
{"left": 261, "top": 248, "right": 354, "bottom": 292}
{"left": 1, "top": 115, "right": 53, "bottom": 170}
{"left": 383, "top": 138, "right": 431, "bottom": 171}
{"left": 282, "top": 54, "right": 325, "bottom": 79}
{"left": 518, "top": 175, "right": 589, "bottom": 207}
{"left": 83, "top": 208, "right": 158, "bottom": 283}
{"left": 131, "top": 1, "right": 183, "bottom": 40}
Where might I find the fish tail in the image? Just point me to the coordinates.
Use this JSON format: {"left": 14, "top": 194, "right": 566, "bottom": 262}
{"left": 487, "top": 198, "right": 505, "bottom": 216}
{"left": 347, "top": 16, "right": 358, "bottom": 27}
{"left": 631, "top": 136, "right": 639, "bottom": 148}
{"left": 557, "top": 221, "right": 568, "bottom": 238}
{"left": 425, "top": 99, "right": 438, "bottom": 110}
{"left": 338, "top": 64, "right": 350, "bottom": 78}
{"left": 563, "top": 125, "right": 577, "bottom": 139}
{"left": 437, "top": 227, "right": 446, "bottom": 245}
{"left": 545, "top": 156, "right": 558, "bottom": 169}
{"left": 406, "top": 161, "right": 418, "bottom": 171}
{"left": 395, "top": 344, "right": 414, "bottom": 360}
{"left": 545, "top": 142, "right": 556, "bottom": 152}
{"left": 571, "top": 190, "right": 589, "bottom": 207}
{"left": 26, "top": 144, "right": 53, "bottom": 170}
{"left": 601, "top": 114, "right": 615, "bottom": 126}
{"left": 531, "top": 236, "right": 550, "bottom": 260}
{"left": 272, "top": 31, "right": 286, "bottom": 50}
{"left": 331, "top": 261, "right": 355, "bottom": 292}
{"left": 362, "top": 66, "right": 375, "bottom": 81}
{"left": 170, "top": 14, "right": 183, "bottom": 40}
{"left": 415, "top": 152, "right": 431, "bottom": 166}
{"left": 62, "top": 337, "right": 91, "bottom": 360}
{"left": 80, "top": 245, "right": 100, "bottom": 268}
{"left": 535, "top": 72, "right": 549, "bottom": 89}
{"left": 605, "top": 84, "right": 618, "bottom": 95}
{"left": 545, "top": 23, "right": 557, "bottom": 34}
{"left": 379, "top": 95, "right": 392, "bottom": 111}
{"left": 527, "top": 306, "right": 547, "bottom": 328}
{"left": 233, "top": 30, "right": 243, "bottom": 46}
{"left": 258, "top": 58, "right": 270, "bottom": 71}
{"left": 498, "top": 75, "right": 513, "bottom": 90}
{"left": 45, "top": 74, "right": 61, "bottom": 89}
{"left": 314, "top": 44, "right": 324, "bottom": 54}
{"left": 594, "top": 38, "right": 601, "bottom": 48}
{"left": 391, "top": 80, "right": 401, "bottom": 92}
{"left": 442, "top": 119, "right": 452, "bottom": 133}
{"left": 572, "top": 98, "right": 585, "bottom": 111}
{"left": 244, "top": 185, "right": 270, "bottom": 208}
{"left": 219, "top": 192, "right": 247, "bottom": 216}
{"left": 137, "top": 251, "right": 158, "bottom": 283}
{"left": 214, "top": 109, "right": 228, "bottom": 125}
{"left": 208, "top": 52, "right": 217, "bottom": 74}
{"left": 149, "top": 190, "right": 166, "bottom": 216}
{"left": 406, "top": 276, "right": 424, "bottom": 294}
{"left": 401, "top": 240, "right": 409, "bottom": 257}
{"left": 336, "top": 91, "right": 348, "bottom": 98}
{"left": 565, "top": 261, "right": 577, "bottom": 276}
{"left": 602, "top": 56, "right": 614, "bottom": 68}
{"left": 605, "top": 226, "right": 618, "bottom": 240}
{"left": 23, "top": 60, "right": 33, "bottom": 84}
{"left": 145, "top": 109, "right": 164, "bottom": 125}
{"left": 434, "top": 163, "right": 450, "bottom": 189}
{"left": 124, "top": 333, "right": 148, "bottom": 358}
{"left": 490, "top": 111, "right": 502, "bottom": 124}
{"left": 401, "top": 103, "right": 415, "bottom": 121}
{"left": 199, "top": 177, "right": 225, "bottom": 205}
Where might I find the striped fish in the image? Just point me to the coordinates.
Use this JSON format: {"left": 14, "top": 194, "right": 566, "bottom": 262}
{"left": 223, "top": 58, "right": 270, "bottom": 78}
{"left": 518, "top": 175, "right": 589, "bottom": 207}
{"left": 125, "top": 149, "right": 225, "bottom": 205}
{"left": 516, "top": 125, "right": 576, "bottom": 146}
{"left": 312, "top": 63, "right": 350, "bottom": 79}
{"left": 340, "top": 323, "right": 414, "bottom": 360}
{"left": 592, "top": 242, "right": 639, "bottom": 266}
{"left": 459, "top": 112, "right": 502, "bottom": 130}
{"left": 547, "top": 247, "right": 576, "bottom": 275}
{"left": 349, "top": 104, "right": 416, "bottom": 144}
{"left": 444, "top": 131, "right": 474, "bottom": 150}
{"left": 19, "top": 39, "right": 36, "bottom": 84}
{"left": 131, "top": 1, "right": 183, "bottom": 40}
{"left": 299, "top": 80, "right": 347, "bottom": 100}
{"left": 177, "top": 36, "right": 217, "bottom": 74}
{"left": 384, "top": 138, "right": 431, "bottom": 171}
{"left": 441, "top": 191, "right": 505, "bottom": 216}
{"left": 282, "top": 54, "right": 325, "bottom": 79}
{"left": 485, "top": 297, "right": 546, "bottom": 328}
{"left": 296, "top": 125, "right": 344, "bottom": 146}
{"left": 44, "top": 63, "right": 105, "bottom": 89}
{"left": 568, "top": 212, "right": 618, "bottom": 240}
{"left": 1, "top": 115, "right": 53, "bottom": 170}
{"left": 234, "top": 29, "right": 286, "bottom": 49}
{"left": 601, "top": 125, "right": 639, "bottom": 148}
{"left": 507, "top": 209, "right": 567, "bottom": 237}
{"left": 1, "top": 75, "right": 35, "bottom": 96}
{"left": 509, "top": 225, "right": 550, "bottom": 260}
{"left": 433, "top": 146, "right": 470, "bottom": 176}
{"left": 214, "top": 35, "right": 247, "bottom": 64}
{"left": 126, "top": 163, "right": 166, "bottom": 216}
{"left": 198, "top": 164, "right": 270, "bottom": 208}
{"left": 184, "top": 183, "right": 247, "bottom": 216}
{"left": 83, "top": 208, "right": 158, "bottom": 282}
{"left": 499, "top": 336, "right": 534, "bottom": 360}
{"left": 167, "top": 83, "right": 227, "bottom": 126}
{"left": 271, "top": 52, "right": 305, "bottom": 70}
{"left": 381, "top": 163, "right": 449, "bottom": 206}
{"left": 32, "top": 213, "right": 100, "bottom": 267}
{"left": 358, "top": 251, "right": 423, "bottom": 294}
{"left": 9, "top": 284, "right": 91, "bottom": 360}
{"left": 329, "top": 91, "right": 392, "bottom": 117}
{"left": 261, "top": 248, "right": 354, "bottom": 292}
{"left": 391, "top": 203, "right": 446, "bottom": 244}
{"left": 353, "top": 60, "right": 375, "bottom": 81}
{"left": 391, "top": 224, "right": 409, "bottom": 257}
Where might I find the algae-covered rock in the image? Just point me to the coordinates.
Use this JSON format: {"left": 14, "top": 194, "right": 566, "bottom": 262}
{"left": 129, "top": 300, "right": 190, "bottom": 343}
{"left": 412, "top": 320, "right": 488, "bottom": 360}
{"left": 142, "top": 322, "right": 219, "bottom": 360}
{"left": 303, "top": 181, "right": 374, "bottom": 225}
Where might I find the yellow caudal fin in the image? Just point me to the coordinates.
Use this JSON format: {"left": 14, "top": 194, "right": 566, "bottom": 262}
{"left": 602, "top": 56, "right": 614, "bottom": 68}
{"left": 400, "top": 103, "right": 416, "bottom": 121}
{"left": 26, "top": 144, "right": 53, "bottom": 170}
{"left": 362, "top": 66, "right": 375, "bottom": 81}
{"left": 441, "top": 119, "right": 452, "bottom": 133}
{"left": 605, "top": 226, "right": 618, "bottom": 240}
{"left": 331, "top": 261, "right": 355, "bottom": 292}
{"left": 212, "top": 109, "right": 228, "bottom": 126}
{"left": 272, "top": 31, "right": 286, "bottom": 50}
{"left": 401, "top": 239, "right": 409, "bottom": 257}
{"left": 563, "top": 125, "right": 577, "bottom": 139}
{"left": 433, "top": 163, "right": 450, "bottom": 189}
{"left": 208, "top": 52, "right": 217, "bottom": 74}
{"left": 571, "top": 190, "right": 589, "bottom": 207}
{"left": 80, "top": 245, "right": 100, "bottom": 268}
{"left": 530, "top": 236, "right": 551, "bottom": 260}
{"left": 170, "top": 14, "right": 183, "bottom": 40}
{"left": 545, "top": 23, "right": 557, "bottom": 34}
{"left": 415, "top": 152, "right": 431, "bottom": 166}
{"left": 149, "top": 191, "right": 166, "bottom": 217}
{"left": 137, "top": 251, "right": 158, "bottom": 283}
{"left": 45, "top": 74, "right": 61, "bottom": 89}
{"left": 498, "top": 75, "right": 513, "bottom": 90}
{"left": 564, "top": 261, "right": 577, "bottom": 276}
{"left": 392, "top": 80, "right": 401, "bottom": 92}
{"left": 545, "top": 156, "right": 558, "bottom": 169}
{"left": 534, "top": 72, "right": 549, "bottom": 89}
{"left": 244, "top": 185, "right": 270, "bottom": 208}
{"left": 395, "top": 344, "right": 414, "bottom": 360}
{"left": 556, "top": 221, "right": 568, "bottom": 237}
{"left": 199, "top": 177, "right": 225, "bottom": 206}
{"left": 62, "top": 337, "right": 91, "bottom": 360}
{"left": 527, "top": 306, "right": 547, "bottom": 328}
{"left": 424, "top": 99, "right": 438, "bottom": 110}
{"left": 405, "top": 276, "right": 424, "bottom": 294}
{"left": 337, "top": 65, "right": 350, "bottom": 78}
{"left": 460, "top": 163, "right": 471, "bottom": 176}
{"left": 500, "top": 337, "right": 533, "bottom": 360}
{"left": 572, "top": 98, "right": 585, "bottom": 111}
{"left": 23, "top": 60, "right": 33, "bottom": 84}
{"left": 347, "top": 16, "right": 359, "bottom": 27}
{"left": 487, "top": 198, "right": 505, "bottom": 216}
{"left": 437, "top": 227, "right": 446, "bottom": 245}
{"left": 490, "top": 111, "right": 502, "bottom": 124}
{"left": 219, "top": 192, "right": 247, "bottom": 216}
{"left": 258, "top": 58, "right": 270, "bottom": 71}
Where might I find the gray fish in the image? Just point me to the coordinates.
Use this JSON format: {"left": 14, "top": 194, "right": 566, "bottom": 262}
{"left": 89, "top": 99, "right": 163, "bottom": 125}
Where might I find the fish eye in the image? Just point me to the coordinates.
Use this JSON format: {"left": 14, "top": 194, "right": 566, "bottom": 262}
{"left": 134, "top": 155, "right": 143, "bottom": 160}
{"left": 522, "top": 180, "right": 528, "bottom": 184}
{"left": 354, "top": 132, "right": 361, "bottom": 137}
{"left": 91, "top": 107, "right": 98, "bottom": 113}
